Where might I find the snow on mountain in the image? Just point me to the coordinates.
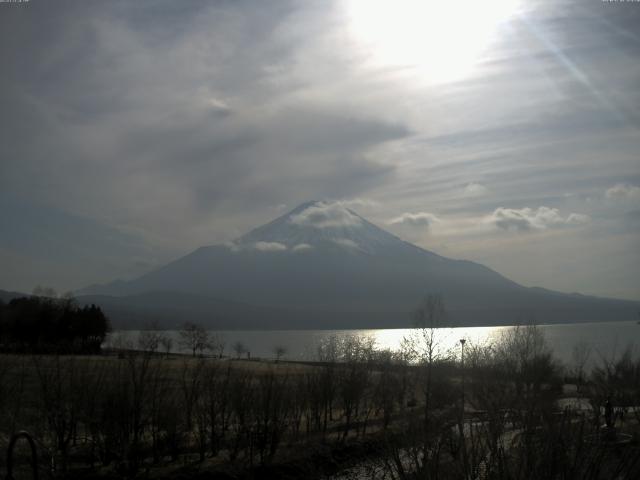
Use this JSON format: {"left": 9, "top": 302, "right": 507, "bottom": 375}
{"left": 234, "top": 200, "right": 405, "bottom": 255}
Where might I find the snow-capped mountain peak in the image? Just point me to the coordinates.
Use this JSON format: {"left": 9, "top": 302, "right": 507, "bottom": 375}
{"left": 235, "top": 201, "right": 402, "bottom": 254}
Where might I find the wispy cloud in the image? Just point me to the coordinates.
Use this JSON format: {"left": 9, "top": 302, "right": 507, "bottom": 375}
{"left": 490, "top": 207, "right": 590, "bottom": 232}
{"left": 606, "top": 183, "right": 640, "bottom": 201}
{"left": 253, "top": 241, "right": 288, "bottom": 252}
{"left": 388, "top": 212, "right": 440, "bottom": 228}
{"left": 292, "top": 243, "right": 313, "bottom": 252}
{"left": 462, "top": 182, "right": 489, "bottom": 197}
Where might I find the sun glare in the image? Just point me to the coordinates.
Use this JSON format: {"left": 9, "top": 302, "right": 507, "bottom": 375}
{"left": 346, "top": 0, "right": 520, "bottom": 84}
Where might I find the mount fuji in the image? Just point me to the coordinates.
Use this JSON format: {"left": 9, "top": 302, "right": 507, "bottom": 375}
{"left": 77, "top": 201, "right": 638, "bottom": 329}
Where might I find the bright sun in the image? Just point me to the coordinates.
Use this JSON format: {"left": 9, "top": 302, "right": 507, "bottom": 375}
{"left": 346, "top": 0, "right": 520, "bottom": 84}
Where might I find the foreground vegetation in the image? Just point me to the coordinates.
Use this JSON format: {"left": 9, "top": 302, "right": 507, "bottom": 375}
{"left": 0, "top": 322, "right": 639, "bottom": 479}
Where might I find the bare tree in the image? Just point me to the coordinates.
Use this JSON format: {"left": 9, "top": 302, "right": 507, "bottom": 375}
{"left": 33, "top": 356, "right": 83, "bottom": 472}
{"left": 571, "top": 341, "right": 592, "bottom": 393}
{"left": 273, "top": 345, "right": 287, "bottom": 362}
{"left": 159, "top": 335, "right": 173, "bottom": 357}
{"left": 209, "top": 333, "right": 226, "bottom": 358}
{"left": 253, "top": 369, "right": 291, "bottom": 464}
{"left": 400, "top": 294, "right": 458, "bottom": 474}
{"left": 336, "top": 334, "right": 374, "bottom": 439}
{"left": 146, "top": 358, "right": 175, "bottom": 463}
{"left": 316, "top": 335, "right": 341, "bottom": 434}
{"left": 232, "top": 341, "right": 246, "bottom": 359}
{"left": 590, "top": 344, "right": 640, "bottom": 424}
{"left": 179, "top": 322, "right": 210, "bottom": 357}
{"left": 407, "top": 294, "right": 449, "bottom": 429}
{"left": 137, "top": 326, "right": 162, "bottom": 353}
{"left": 180, "top": 358, "right": 205, "bottom": 434}
{"left": 107, "top": 331, "right": 134, "bottom": 352}
{"left": 495, "top": 324, "right": 557, "bottom": 400}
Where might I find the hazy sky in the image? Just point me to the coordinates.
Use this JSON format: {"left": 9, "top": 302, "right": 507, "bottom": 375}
{"left": 1, "top": 0, "right": 639, "bottom": 300}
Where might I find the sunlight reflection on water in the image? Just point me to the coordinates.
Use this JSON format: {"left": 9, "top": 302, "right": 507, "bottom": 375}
{"left": 111, "top": 321, "right": 639, "bottom": 367}
{"left": 364, "top": 325, "right": 510, "bottom": 356}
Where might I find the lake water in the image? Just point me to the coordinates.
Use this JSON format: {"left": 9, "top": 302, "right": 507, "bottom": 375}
{"left": 109, "top": 320, "right": 640, "bottom": 367}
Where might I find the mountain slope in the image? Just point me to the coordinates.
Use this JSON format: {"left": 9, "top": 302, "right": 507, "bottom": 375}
{"left": 79, "top": 201, "right": 639, "bottom": 328}
{"left": 0, "top": 289, "right": 28, "bottom": 303}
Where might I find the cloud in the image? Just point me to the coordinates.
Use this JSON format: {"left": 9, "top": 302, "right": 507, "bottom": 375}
{"left": 1, "top": 0, "right": 639, "bottom": 300}
{"left": 389, "top": 212, "right": 440, "bottom": 228}
{"left": 333, "top": 238, "right": 359, "bottom": 249}
{"left": 606, "top": 183, "right": 640, "bottom": 200}
{"left": 289, "top": 202, "right": 362, "bottom": 228}
{"left": 206, "top": 97, "right": 231, "bottom": 115}
{"left": 0, "top": 1, "right": 406, "bottom": 254}
{"left": 339, "top": 198, "right": 380, "bottom": 209}
{"left": 462, "top": 182, "right": 489, "bottom": 197}
{"left": 566, "top": 213, "right": 591, "bottom": 225}
{"left": 490, "top": 207, "right": 590, "bottom": 232}
{"left": 253, "top": 241, "right": 287, "bottom": 252}
{"left": 292, "top": 243, "right": 313, "bottom": 252}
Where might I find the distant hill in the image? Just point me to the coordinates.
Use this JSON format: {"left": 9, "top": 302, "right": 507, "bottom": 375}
{"left": 0, "top": 289, "right": 26, "bottom": 303}
{"left": 76, "top": 201, "right": 640, "bottom": 329}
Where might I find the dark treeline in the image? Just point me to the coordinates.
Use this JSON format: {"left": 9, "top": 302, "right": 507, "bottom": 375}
{"left": 0, "top": 295, "right": 110, "bottom": 354}
{"left": 0, "top": 324, "right": 639, "bottom": 479}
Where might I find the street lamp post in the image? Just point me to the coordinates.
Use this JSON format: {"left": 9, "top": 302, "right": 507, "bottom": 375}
{"left": 460, "top": 338, "right": 468, "bottom": 478}
{"left": 460, "top": 338, "right": 466, "bottom": 417}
